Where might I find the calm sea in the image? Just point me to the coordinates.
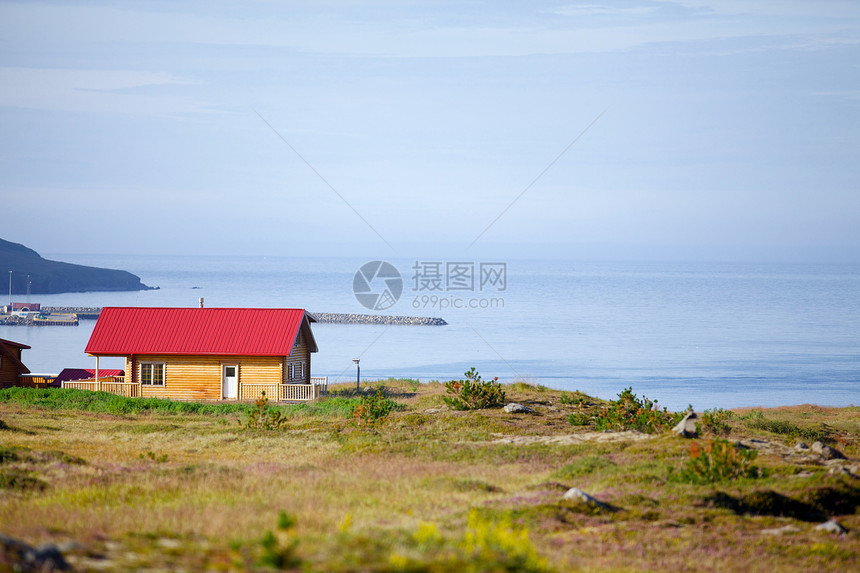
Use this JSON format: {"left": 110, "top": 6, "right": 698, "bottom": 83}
{"left": 3, "top": 255, "right": 858, "bottom": 411}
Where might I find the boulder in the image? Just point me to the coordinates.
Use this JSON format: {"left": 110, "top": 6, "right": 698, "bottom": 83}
{"left": 760, "top": 525, "right": 801, "bottom": 536}
{"left": 672, "top": 411, "right": 698, "bottom": 438}
{"left": 0, "top": 535, "right": 71, "bottom": 572}
{"left": 811, "top": 441, "right": 845, "bottom": 460}
{"left": 504, "top": 403, "right": 536, "bottom": 414}
{"left": 562, "top": 488, "right": 615, "bottom": 511}
{"left": 816, "top": 520, "right": 848, "bottom": 535}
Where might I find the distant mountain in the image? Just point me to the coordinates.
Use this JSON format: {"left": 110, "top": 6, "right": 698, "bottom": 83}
{"left": 0, "top": 238, "right": 155, "bottom": 294}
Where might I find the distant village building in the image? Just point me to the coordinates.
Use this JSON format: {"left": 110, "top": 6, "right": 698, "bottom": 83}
{"left": 0, "top": 337, "right": 30, "bottom": 388}
{"left": 54, "top": 368, "right": 124, "bottom": 388}
{"left": 82, "top": 307, "right": 320, "bottom": 401}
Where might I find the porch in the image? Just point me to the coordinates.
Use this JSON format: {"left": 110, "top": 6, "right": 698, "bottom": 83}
{"left": 62, "top": 376, "right": 329, "bottom": 402}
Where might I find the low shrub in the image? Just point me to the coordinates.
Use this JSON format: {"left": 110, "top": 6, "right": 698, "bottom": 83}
{"left": 258, "top": 511, "right": 301, "bottom": 569}
{"left": 742, "top": 409, "right": 830, "bottom": 442}
{"left": 676, "top": 438, "right": 762, "bottom": 484}
{"left": 559, "top": 391, "right": 588, "bottom": 406}
{"left": 701, "top": 408, "right": 734, "bottom": 436}
{"left": 567, "top": 412, "right": 591, "bottom": 426}
{"left": 352, "top": 389, "right": 398, "bottom": 427}
{"left": 571, "top": 387, "right": 681, "bottom": 433}
{"left": 0, "top": 469, "right": 46, "bottom": 492}
{"left": 443, "top": 368, "right": 506, "bottom": 411}
{"left": 245, "top": 391, "right": 288, "bottom": 431}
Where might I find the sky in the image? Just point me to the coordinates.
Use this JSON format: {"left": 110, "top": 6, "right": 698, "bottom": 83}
{"left": 1, "top": 0, "right": 859, "bottom": 262}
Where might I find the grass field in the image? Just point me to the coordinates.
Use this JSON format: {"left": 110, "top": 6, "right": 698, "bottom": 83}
{"left": 1, "top": 381, "right": 858, "bottom": 571}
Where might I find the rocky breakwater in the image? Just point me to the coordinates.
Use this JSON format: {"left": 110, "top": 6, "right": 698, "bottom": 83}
{"left": 310, "top": 312, "right": 447, "bottom": 326}
{"left": 42, "top": 307, "right": 101, "bottom": 320}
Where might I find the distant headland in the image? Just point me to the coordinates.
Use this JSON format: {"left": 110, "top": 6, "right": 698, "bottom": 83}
{"left": 1, "top": 238, "right": 156, "bottom": 294}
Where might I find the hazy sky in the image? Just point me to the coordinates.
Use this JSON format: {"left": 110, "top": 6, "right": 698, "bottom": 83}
{"left": 2, "top": 1, "right": 859, "bottom": 262}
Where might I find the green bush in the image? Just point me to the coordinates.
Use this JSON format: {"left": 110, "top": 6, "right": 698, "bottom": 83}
{"left": 352, "top": 389, "right": 398, "bottom": 427}
{"left": 676, "top": 438, "right": 762, "bottom": 484}
{"left": 579, "top": 387, "right": 681, "bottom": 433}
{"left": 259, "top": 511, "right": 301, "bottom": 569}
{"left": 701, "top": 408, "right": 734, "bottom": 436}
{"left": 741, "top": 409, "right": 830, "bottom": 442}
{"left": 567, "top": 412, "right": 591, "bottom": 426}
{"left": 560, "top": 391, "right": 588, "bottom": 406}
{"left": 246, "top": 391, "right": 288, "bottom": 431}
{"left": 443, "top": 368, "right": 506, "bottom": 411}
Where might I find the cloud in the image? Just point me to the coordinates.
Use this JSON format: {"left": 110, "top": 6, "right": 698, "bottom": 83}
{"left": 550, "top": 4, "right": 657, "bottom": 17}
{"left": 3, "top": 1, "right": 857, "bottom": 63}
{"left": 0, "top": 67, "right": 205, "bottom": 114}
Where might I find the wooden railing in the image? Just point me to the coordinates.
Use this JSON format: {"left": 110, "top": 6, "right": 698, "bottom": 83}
{"left": 240, "top": 383, "right": 320, "bottom": 402}
{"left": 62, "top": 377, "right": 140, "bottom": 397}
{"left": 59, "top": 377, "right": 328, "bottom": 402}
{"left": 310, "top": 376, "right": 328, "bottom": 394}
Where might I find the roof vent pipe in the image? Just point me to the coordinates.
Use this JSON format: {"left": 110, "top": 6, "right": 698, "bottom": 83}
{"left": 199, "top": 297, "right": 204, "bottom": 309}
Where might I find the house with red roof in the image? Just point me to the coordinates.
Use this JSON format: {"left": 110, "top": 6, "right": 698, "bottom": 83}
{"left": 0, "top": 338, "right": 31, "bottom": 388}
{"left": 82, "top": 307, "right": 320, "bottom": 401}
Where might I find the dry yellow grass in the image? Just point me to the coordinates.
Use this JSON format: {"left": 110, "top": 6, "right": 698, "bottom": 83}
{"left": 1, "top": 381, "right": 858, "bottom": 571}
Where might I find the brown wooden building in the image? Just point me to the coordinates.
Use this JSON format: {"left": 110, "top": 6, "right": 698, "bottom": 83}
{"left": 82, "top": 307, "right": 320, "bottom": 401}
{"left": 0, "top": 338, "right": 31, "bottom": 388}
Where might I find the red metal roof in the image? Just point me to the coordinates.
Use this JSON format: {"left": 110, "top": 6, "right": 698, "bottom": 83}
{"left": 85, "top": 307, "right": 316, "bottom": 357}
{"left": 55, "top": 368, "right": 124, "bottom": 384}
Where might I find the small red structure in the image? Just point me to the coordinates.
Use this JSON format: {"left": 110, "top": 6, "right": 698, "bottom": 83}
{"left": 54, "top": 368, "right": 124, "bottom": 388}
{"left": 11, "top": 302, "right": 40, "bottom": 312}
{"left": 0, "top": 338, "right": 31, "bottom": 388}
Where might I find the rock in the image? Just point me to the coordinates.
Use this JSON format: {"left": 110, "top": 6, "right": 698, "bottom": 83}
{"left": 828, "top": 465, "right": 858, "bottom": 478}
{"left": 794, "top": 441, "right": 809, "bottom": 451}
{"left": 672, "top": 411, "right": 698, "bottom": 438}
{"left": 562, "top": 488, "right": 615, "bottom": 511}
{"left": 0, "top": 535, "right": 71, "bottom": 572}
{"left": 816, "top": 520, "right": 848, "bottom": 534}
{"left": 811, "top": 441, "right": 845, "bottom": 460}
{"left": 504, "top": 403, "right": 535, "bottom": 414}
{"left": 761, "top": 525, "right": 802, "bottom": 536}
{"left": 309, "top": 312, "right": 447, "bottom": 326}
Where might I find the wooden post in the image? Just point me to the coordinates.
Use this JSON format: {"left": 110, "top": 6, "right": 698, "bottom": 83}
{"left": 95, "top": 356, "right": 100, "bottom": 392}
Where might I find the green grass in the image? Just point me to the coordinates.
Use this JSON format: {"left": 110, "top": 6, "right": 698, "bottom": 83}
{"left": 0, "top": 387, "right": 363, "bottom": 419}
{"left": 741, "top": 409, "right": 832, "bottom": 442}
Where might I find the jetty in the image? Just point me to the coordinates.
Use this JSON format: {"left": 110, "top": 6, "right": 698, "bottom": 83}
{"left": 34, "top": 307, "right": 447, "bottom": 326}
{"left": 310, "top": 312, "right": 446, "bottom": 326}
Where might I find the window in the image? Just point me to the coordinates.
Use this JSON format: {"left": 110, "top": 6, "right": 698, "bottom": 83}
{"left": 285, "top": 362, "right": 292, "bottom": 381}
{"left": 294, "top": 362, "right": 303, "bottom": 380}
{"left": 141, "top": 363, "right": 165, "bottom": 386}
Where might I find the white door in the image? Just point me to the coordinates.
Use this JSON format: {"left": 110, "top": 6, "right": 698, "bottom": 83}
{"left": 222, "top": 365, "right": 238, "bottom": 399}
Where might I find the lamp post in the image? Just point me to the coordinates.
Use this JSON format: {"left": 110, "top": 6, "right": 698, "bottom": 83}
{"left": 352, "top": 358, "right": 360, "bottom": 391}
